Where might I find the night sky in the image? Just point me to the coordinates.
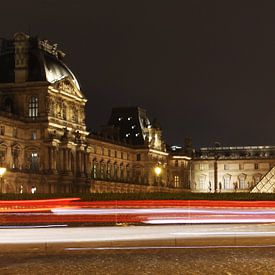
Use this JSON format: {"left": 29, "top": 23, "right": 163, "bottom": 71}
{"left": 1, "top": 1, "right": 275, "bottom": 148}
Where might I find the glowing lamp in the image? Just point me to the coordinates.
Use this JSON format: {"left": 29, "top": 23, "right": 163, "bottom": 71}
{"left": 154, "top": 166, "right": 162, "bottom": 176}
{"left": 0, "top": 167, "right": 6, "bottom": 177}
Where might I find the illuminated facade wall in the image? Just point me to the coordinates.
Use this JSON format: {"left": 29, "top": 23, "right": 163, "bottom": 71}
{"left": 191, "top": 147, "right": 275, "bottom": 193}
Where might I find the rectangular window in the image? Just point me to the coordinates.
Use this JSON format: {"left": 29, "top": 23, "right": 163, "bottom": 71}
{"left": 224, "top": 164, "right": 229, "bottom": 170}
{"left": 31, "top": 131, "right": 37, "bottom": 140}
{"left": 30, "top": 152, "right": 39, "bottom": 171}
{"left": 0, "top": 126, "right": 5, "bottom": 135}
{"left": 199, "top": 176, "right": 205, "bottom": 188}
{"left": 255, "top": 163, "right": 259, "bottom": 170}
{"left": 92, "top": 162, "right": 97, "bottom": 179}
{"left": 239, "top": 163, "right": 244, "bottom": 170}
{"left": 224, "top": 177, "right": 231, "bottom": 189}
{"left": 239, "top": 178, "right": 246, "bottom": 189}
{"left": 199, "top": 163, "right": 204, "bottom": 171}
{"left": 136, "top": 153, "right": 141, "bottom": 161}
{"left": 28, "top": 96, "right": 38, "bottom": 118}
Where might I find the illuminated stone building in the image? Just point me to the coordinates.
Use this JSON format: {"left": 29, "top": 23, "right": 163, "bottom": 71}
{"left": 0, "top": 32, "right": 189, "bottom": 194}
{"left": 191, "top": 146, "right": 275, "bottom": 193}
{"left": 0, "top": 32, "right": 274, "bottom": 194}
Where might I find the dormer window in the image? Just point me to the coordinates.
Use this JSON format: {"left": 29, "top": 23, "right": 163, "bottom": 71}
{"left": 28, "top": 96, "right": 38, "bottom": 118}
{"left": 125, "top": 133, "right": 130, "bottom": 137}
{"left": 128, "top": 117, "right": 132, "bottom": 121}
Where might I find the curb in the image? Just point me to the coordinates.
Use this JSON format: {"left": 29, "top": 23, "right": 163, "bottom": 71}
{"left": 1, "top": 236, "right": 275, "bottom": 253}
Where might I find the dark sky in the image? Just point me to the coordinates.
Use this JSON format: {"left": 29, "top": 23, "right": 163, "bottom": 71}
{"left": 1, "top": 0, "right": 275, "bottom": 148}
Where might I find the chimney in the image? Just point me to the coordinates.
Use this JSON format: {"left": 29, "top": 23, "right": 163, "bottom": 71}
{"left": 13, "top": 32, "right": 29, "bottom": 83}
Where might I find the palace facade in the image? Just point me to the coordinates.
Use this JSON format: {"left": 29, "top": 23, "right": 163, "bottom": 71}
{"left": 0, "top": 33, "right": 274, "bottom": 194}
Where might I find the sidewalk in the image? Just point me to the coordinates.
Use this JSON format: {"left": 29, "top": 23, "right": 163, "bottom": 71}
{"left": 0, "top": 224, "right": 275, "bottom": 252}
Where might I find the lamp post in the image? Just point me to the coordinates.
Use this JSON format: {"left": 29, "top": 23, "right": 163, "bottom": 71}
{"left": 0, "top": 167, "right": 7, "bottom": 193}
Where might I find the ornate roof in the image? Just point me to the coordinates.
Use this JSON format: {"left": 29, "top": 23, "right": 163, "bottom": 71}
{"left": 0, "top": 32, "right": 80, "bottom": 89}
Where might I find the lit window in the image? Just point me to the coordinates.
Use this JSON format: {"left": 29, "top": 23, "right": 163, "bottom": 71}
{"left": 131, "top": 125, "right": 136, "bottom": 129}
{"left": 28, "top": 96, "right": 38, "bottom": 118}
{"left": 239, "top": 177, "right": 246, "bottom": 189}
{"left": 31, "top": 131, "right": 37, "bottom": 140}
{"left": 118, "top": 117, "right": 123, "bottom": 121}
{"left": 199, "top": 175, "right": 205, "bottom": 187}
{"left": 135, "top": 133, "right": 140, "bottom": 137}
{"left": 30, "top": 152, "right": 39, "bottom": 171}
{"left": 126, "top": 133, "right": 130, "bottom": 137}
{"left": 92, "top": 161, "right": 97, "bottom": 179}
{"left": 224, "top": 176, "right": 231, "bottom": 189}
{"left": 128, "top": 117, "right": 132, "bottom": 121}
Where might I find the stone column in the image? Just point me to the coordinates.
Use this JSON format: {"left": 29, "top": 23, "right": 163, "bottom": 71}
{"left": 64, "top": 148, "right": 68, "bottom": 172}
{"left": 48, "top": 147, "right": 52, "bottom": 170}
{"left": 68, "top": 149, "right": 72, "bottom": 174}
{"left": 44, "top": 146, "right": 50, "bottom": 171}
{"left": 52, "top": 147, "right": 57, "bottom": 172}
{"left": 60, "top": 148, "right": 64, "bottom": 172}
{"left": 7, "top": 145, "right": 12, "bottom": 169}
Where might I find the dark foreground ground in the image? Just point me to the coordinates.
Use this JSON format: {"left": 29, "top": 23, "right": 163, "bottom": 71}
{"left": 0, "top": 247, "right": 274, "bottom": 275}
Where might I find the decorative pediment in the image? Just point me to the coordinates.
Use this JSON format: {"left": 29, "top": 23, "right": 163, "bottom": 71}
{"left": 53, "top": 77, "right": 85, "bottom": 100}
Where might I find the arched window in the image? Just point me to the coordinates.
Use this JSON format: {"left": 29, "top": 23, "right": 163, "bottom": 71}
{"left": 28, "top": 96, "right": 38, "bottom": 118}
{"left": 126, "top": 165, "right": 131, "bottom": 181}
{"left": 62, "top": 104, "right": 67, "bottom": 120}
{"left": 30, "top": 152, "right": 39, "bottom": 171}
{"left": 120, "top": 164, "right": 124, "bottom": 180}
{"left": 114, "top": 162, "right": 118, "bottom": 179}
{"left": 3, "top": 97, "right": 14, "bottom": 113}
{"left": 107, "top": 162, "right": 111, "bottom": 179}
{"left": 100, "top": 161, "right": 105, "bottom": 179}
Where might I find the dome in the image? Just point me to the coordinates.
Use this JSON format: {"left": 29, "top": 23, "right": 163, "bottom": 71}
{"left": 44, "top": 54, "right": 80, "bottom": 90}
{"left": 0, "top": 33, "right": 80, "bottom": 89}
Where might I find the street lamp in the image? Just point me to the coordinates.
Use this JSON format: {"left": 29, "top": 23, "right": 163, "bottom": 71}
{"left": 154, "top": 165, "right": 162, "bottom": 185}
{"left": 0, "top": 167, "right": 6, "bottom": 193}
{"left": 154, "top": 166, "right": 162, "bottom": 176}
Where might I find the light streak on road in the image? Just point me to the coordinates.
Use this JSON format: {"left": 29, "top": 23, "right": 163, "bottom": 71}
{"left": 1, "top": 199, "right": 275, "bottom": 225}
